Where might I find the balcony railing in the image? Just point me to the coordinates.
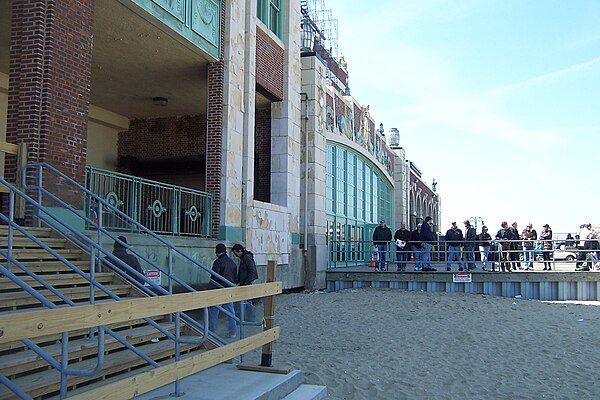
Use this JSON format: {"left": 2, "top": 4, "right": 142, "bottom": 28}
{"left": 85, "top": 166, "right": 213, "bottom": 237}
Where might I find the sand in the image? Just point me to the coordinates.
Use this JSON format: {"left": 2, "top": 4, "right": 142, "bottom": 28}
{"left": 271, "top": 288, "right": 600, "bottom": 399}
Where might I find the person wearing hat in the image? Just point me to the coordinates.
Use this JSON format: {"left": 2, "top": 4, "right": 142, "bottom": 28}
{"left": 209, "top": 243, "right": 238, "bottom": 338}
{"left": 464, "top": 220, "right": 477, "bottom": 271}
{"left": 372, "top": 219, "right": 392, "bottom": 271}
{"left": 109, "top": 236, "right": 144, "bottom": 284}
{"left": 539, "top": 224, "right": 553, "bottom": 271}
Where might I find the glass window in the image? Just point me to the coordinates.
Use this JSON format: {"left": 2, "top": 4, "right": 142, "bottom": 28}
{"left": 356, "top": 159, "right": 363, "bottom": 221}
{"left": 347, "top": 153, "right": 355, "bottom": 218}
{"left": 257, "top": 0, "right": 283, "bottom": 38}
{"left": 326, "top": 145, "right": 334, "bottom": 213}
{"left": 336, "top": 148, "right": 345, "bottom": 216}
{"left": 372, "top": 171, "right": 378, "bottom": 223}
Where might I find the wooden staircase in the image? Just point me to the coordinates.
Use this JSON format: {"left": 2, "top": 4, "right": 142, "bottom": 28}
{"left": 0, "top": 226, "right": 208, "bottom": 399}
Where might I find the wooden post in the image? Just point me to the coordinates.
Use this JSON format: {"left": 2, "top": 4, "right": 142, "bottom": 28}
{"left": 261, "top": 260, "right": 277, "bottom": 367}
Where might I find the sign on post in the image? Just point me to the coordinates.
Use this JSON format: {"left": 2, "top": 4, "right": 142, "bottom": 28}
{"left": 144, "top": 269, "right": 162, "bottom": 286}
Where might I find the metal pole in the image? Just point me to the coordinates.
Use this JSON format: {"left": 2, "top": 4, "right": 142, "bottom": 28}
{"left": 7, "top": 191, "right": 14, "bottom": 272}
{"left": 261, "top": 260, "right": 277, "bottom": 367}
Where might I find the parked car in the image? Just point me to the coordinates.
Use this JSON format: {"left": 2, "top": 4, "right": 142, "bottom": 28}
{"left": 535, "top": 248, "right": 577, "bottom": 262}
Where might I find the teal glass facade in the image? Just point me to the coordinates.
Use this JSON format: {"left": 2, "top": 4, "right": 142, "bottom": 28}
{"left": 326, "top": 143, "right": 393, "bottom": 266}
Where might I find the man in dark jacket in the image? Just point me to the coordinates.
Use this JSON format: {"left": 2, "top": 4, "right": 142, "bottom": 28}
{"left": 464, "top": 220, "right": 477, "bottom": 271}
{"left": 209, "top": 243, "right": 238, "bottom": 338}
{"left": 109, "top": 236, "right": 144, "bottom": 284}
{"left": 232, "top": 243, "right": 258, "bottom": 285}
{"left": 232, "top": 243, "right": 258, "bottom": 322}
{"left": 420, "top": 216, "right": 436, "bottom": 271}
{"left": 373, "top": 220, "right": 392, "bottom": 271}
{"left": 445, "top": 222, "right": 464, "bottom": 271}
{"left": 394, "top": 223, "right": 411, "bottom": 271}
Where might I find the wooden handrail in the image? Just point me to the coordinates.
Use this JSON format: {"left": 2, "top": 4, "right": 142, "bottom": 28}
{"left": 0, "top": 282, "right": 282, "bottom": 344}
{"left": 68, "top": 327, "right": 280, "bottom": 400}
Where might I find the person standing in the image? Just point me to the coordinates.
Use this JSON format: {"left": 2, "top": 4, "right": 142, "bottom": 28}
{"left": 232, "top": 243, "right": 258, "bottom": 285}
{"left": 411, "top": 224, "right": 423, "bottom": 271}
{"left": 496, "top": 222, "right": 512, "bottom": 272}
{"left": 464, "top": 220, "right": 477, "bottom": 271}
{"left": 232, "top": 243, "right": 259, "bottom": 322}
{"left": 209, "top": 244, "right": 238, "bottom": 338}
{"left": 394, "top": 223, "right": 411, "bottom": 271}
{"left": 509, "top": 222, "right": 521, "bottom": 270}
{"left": 445, "top": 222, "right": 464, "bottom": 272}
{"left": 539, "top": 224, "right": 553, "bottom": 271}
{"left": 478, "top": 226, "right": 492, "bottom": 271}
{"left": 420, "top": 216, "right": 436, "bottom": 271}
{"left": 372, "top": 220, "right": 392, "bottom": 271}
{"left": 521, "top": 223, "right": 537, "bottom": 270}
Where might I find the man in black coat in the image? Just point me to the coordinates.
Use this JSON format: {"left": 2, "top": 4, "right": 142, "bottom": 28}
{"left": 232, "top": 243, "right": 258, "bottom": 285}
{"left": 109, "top": 236, "right": 144, "bottom": 285}
{"left": 373, "top": 220, "right": 392, "bottom": 271}
{"left": 209, "top": 243, "right": 238, "bottom": 338}
{"left": 394, "top": 223, "right": 411, "bottom": 271}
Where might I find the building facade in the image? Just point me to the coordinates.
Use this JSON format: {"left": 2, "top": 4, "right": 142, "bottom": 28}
{"left": 1, "top": 0, "right": 440, "bottom": 290}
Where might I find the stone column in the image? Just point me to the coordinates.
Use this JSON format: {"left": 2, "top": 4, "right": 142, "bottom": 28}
{"left": 301, "top": 55, "right": 328, "bottom": 290}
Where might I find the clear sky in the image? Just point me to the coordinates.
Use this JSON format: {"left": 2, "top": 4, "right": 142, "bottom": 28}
{"left": 325, "top": 0, "right": 600, "bottom": 235}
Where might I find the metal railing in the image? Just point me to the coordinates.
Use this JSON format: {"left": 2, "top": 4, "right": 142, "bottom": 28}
{"left": 0, "top": 163, "right": 265, "bottom": 398}
{"left": 327, "top": 239, "right": 600, "bottom": 272}
{"left": 85, "top": 166, "right": 213, "bottom": 237}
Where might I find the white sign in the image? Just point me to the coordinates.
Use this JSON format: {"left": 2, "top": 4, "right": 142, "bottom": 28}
{"left": 452, "top": 273, "right": 472, "bottom": 283}
{"left": 144, "top": 269, "right": 162, "bottom": 286}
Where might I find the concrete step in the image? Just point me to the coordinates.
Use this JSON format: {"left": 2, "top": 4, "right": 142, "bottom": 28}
{"left": 134, "top": 364, "right": 304, "bottom": 400}
{"left": 281, "top": 385, "right": 327, "bottom": 400}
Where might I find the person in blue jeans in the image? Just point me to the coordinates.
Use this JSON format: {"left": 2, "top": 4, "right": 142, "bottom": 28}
{"left": 209, "top": 243, "right": 238, "bottom": 338}
{"left": 445, "top": 222, "right": 464, "bottom": 271}
{"left": 420, "top": 216, "right": 436, "bottom": 271}
{"left": 372, "top": 220, "right": 392, "bottom": 271}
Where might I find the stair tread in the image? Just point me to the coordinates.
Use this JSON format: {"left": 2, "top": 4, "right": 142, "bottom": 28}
{"left": 0, "top": 322, "right": 176, "bottom": 375}
{"left": 1, "top": 237, "right": 67, "bottom": 246}
{"left": 0, "top": 273, "right": 115, "bottom": 290}
{"left": 0, "top": 316, "right": 165, "bottom": 353}
{"left": 0, "top": 339, "right": 203, "bottom": 399}
{"left": 0, "top": 284, "right": 131, "bottom": 300}
{"left": 11, "top": 260, "right": 90, "bottom": 273}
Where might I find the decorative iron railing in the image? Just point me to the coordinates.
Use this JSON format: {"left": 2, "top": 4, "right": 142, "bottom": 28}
{"left": 85, "top": 166, "right": 213, "bottom": 237}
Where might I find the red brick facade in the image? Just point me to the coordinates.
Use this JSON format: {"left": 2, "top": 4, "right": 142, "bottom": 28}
{"left": 6, "top": 0, "right": 94, "bottom": 191}
{"left": 119, "top": 116, "right": 206, "bottom": 160}
{"left": 256, "top": 26, "right": 284, "bottom": 101}
{"left": 205, "top": 0, "right": 226, "bottom": 238}
{"left": 254, "top": 108, "right": 271, "bottom": 202}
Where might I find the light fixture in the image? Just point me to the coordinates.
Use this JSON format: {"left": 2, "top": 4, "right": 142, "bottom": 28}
{"left": 153, "top": 97, "right": 168, "bottom": 106}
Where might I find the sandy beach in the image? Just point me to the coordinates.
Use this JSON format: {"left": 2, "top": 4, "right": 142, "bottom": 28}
{"left": 271, "top": 288, "right": 600, "bottom": 399}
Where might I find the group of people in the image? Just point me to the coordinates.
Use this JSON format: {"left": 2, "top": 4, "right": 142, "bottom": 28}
{"left": 370, "top": 219, "right": 595, "bottom": 273}
{"left": 372, "top": 217, "right": 436, "bottom": 272}
{"left": 107, "top": 237, "right": 258, "bottom": 339}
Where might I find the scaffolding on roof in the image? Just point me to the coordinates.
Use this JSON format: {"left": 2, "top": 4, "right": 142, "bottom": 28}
{"left": 301, "top": 0, "right": 339, "bottom": 60}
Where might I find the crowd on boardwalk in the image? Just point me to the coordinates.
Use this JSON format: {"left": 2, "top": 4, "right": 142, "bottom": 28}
{"left": 371, "top": 219, "right": 600, "bottom": 273}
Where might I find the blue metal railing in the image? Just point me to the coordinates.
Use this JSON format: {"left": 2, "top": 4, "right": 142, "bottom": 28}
{"left": 85, "top": 166, "right": 213, "bottom": 237}
{"left": 0, "top": 163, "right": 259, "bottom": 398}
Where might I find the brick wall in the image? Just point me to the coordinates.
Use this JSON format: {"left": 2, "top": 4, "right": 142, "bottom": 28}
{"left": 256, "top": 26, "right": 284, "bottom": 101}
{"left": 254, "top": 108, "right": 271, "bottom": 202}
{"left": 205, "top": 0, "right": 226, "bottom": 238}
{"left": 5, "top": 0, "right": 94, "bottom": 191}
{"left": 119, "top": 116, "right": 205, "bottom": 160}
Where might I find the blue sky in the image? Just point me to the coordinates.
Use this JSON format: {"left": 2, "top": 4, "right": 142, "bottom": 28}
{"left": 326, "top": 0, "right": 600, "bottom": 235}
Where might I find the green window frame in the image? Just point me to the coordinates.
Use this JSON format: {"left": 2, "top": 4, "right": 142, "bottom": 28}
{"left": 257, "top": 0, "right": 284, "bottom": 39}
